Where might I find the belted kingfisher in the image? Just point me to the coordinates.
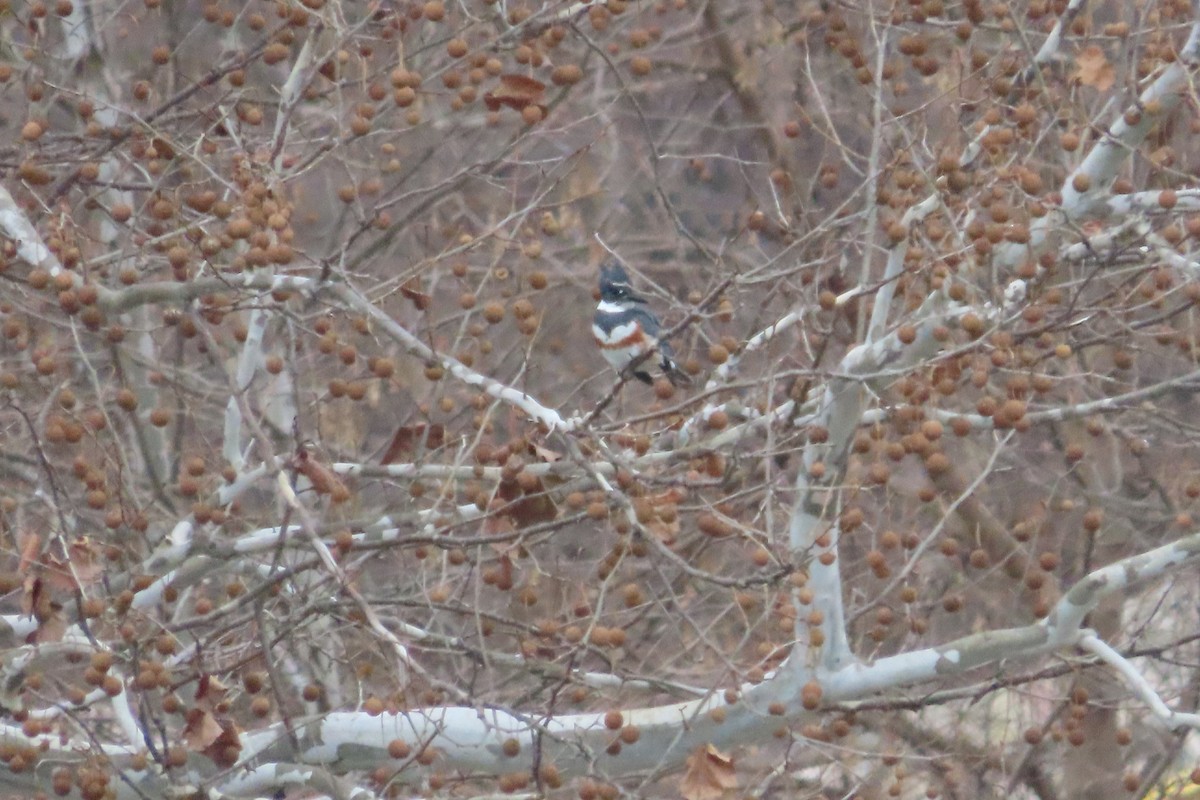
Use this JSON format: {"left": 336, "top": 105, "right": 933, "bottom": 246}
{"left": 592, "top": 260, "right": 691, "bottom": 386}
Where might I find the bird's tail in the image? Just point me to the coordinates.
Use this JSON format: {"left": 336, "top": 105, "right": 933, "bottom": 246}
{"left": 653, "top": 339, "right": 692, "bottom": 387}
{"left": 661, "top": 355, "right": 692, "bottom": 387}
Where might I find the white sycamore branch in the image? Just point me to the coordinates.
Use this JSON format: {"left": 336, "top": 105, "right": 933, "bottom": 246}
{"left": 1077, "top": 634, "right": 1200, "bottom": 732}
{"left": 996, "top": 18, "right": 1200, "bottom": 269}
{"left": 213, "top": 529, "right": 1200, "bottom": 791}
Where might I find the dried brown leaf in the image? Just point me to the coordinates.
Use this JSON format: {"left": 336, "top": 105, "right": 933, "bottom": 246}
{"left": 202, "top": 721, "right": 243, "bottom": 767}
{"left": 484, "top": 74, "right": 547, "bottom": 112}
{"left": 650, "top": 487, "right": 687, "bottom": 506}
{"left": 531, "top": 442, "right": 562, "bottom": 462}
{"left": 43, "top": 538, "right": 103, "bottom": 592}
{"left": 680, "top": 744, "right": 738, "bottom": 800}
{"left": 1074, "top": 45, "right": 1115, "bottom": 91}
{"left": 194, "top": 673, "right": 230, "bottom": 705}
{"left": 482, "top": 513, "right": 516, "bottom": 537}
{"left": 646, "top": 515, "right": 680, "bottom": 544}
{"left": 381, "top": 423, "right": 446, "bottom": 464}
{"left": 294, "top": 451, "right": 349, "bottom": 501}
{"left": 507, "top": 492, "right": 558, "bottom": 528}
{"left": 183, "top": 709, "right": 224, "bottom": 750}
{"left": 32, "top": 611, "right": 66, "bottom": 644}
{"left": 400, "top": 277, "right": 431, "bottom": 311}
{"left": 16, "top": 532, "right": 40, "bottom": 576}
{"left": 21, "top": 574, "right": 55, "bottom": 623}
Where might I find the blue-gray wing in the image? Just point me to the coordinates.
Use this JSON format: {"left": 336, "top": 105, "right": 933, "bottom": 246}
{"left": 631, "top": 306, "right": 662, "bottom": 338}
{"left": 633, "top": 308, "right": 681, "bottom": 366}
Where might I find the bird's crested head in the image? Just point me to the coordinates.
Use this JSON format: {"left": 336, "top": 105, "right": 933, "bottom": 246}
{"left": 598, "top": 260, "right": 645, "bottom": 304}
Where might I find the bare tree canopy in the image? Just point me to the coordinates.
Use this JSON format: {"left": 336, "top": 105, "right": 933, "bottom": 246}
{"left": 1, "top": 0, "right": 1200, "bottom": 798}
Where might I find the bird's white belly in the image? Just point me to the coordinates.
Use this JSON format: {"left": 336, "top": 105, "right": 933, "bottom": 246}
{"left": 600, "top": 347, "right": 633, "bottom": 369}
{"left": 593, "top": 320, "right": 647, "bottom": 368}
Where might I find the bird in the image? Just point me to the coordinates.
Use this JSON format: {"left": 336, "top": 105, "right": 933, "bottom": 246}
{"left": 592, "top": 260, "right": 691, "bottom": 387}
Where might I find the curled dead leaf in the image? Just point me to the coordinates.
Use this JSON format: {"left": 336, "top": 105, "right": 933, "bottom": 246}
{"left": 21, "top": 575, "right": 56, "bottom": 624}
{"left": 680, "top": 743, "right": 738, "bottom": 800}
{"left": 531, "top": 442, "right": 562, "bottom": 463}
{"left": 484, "top": 74, "right": 547, "bottom": 113}
{"left": 17, "top": 532, "right": 40, "bottom": 576}
{"left": 381, "top": 423, "right": 446, "bottom": 464}
{"left": 400, "top": 277, "right": 431, "bottom": 311}
{"left": 194, "top": 673, "right": 230, "bottom": 705}
{"left": 506, "top": 492, "right": 558, "bottom": 528}
{"left": 28, "top": 607, "right": 66, "bottom": 644}
{"left": 1073, "top": 45, "right": 1114, "bottom": 91}
{"left": 183, "top": 708, "right": 243, "bottom": 767}
{"left": 294, "top": 450, "right": 350, "bottom": 502}
{"left": 43, "top": 538, "right": 103, "bottom": 592}
{"left": 183, "top": 708, "right": 224, "bottom": 751}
